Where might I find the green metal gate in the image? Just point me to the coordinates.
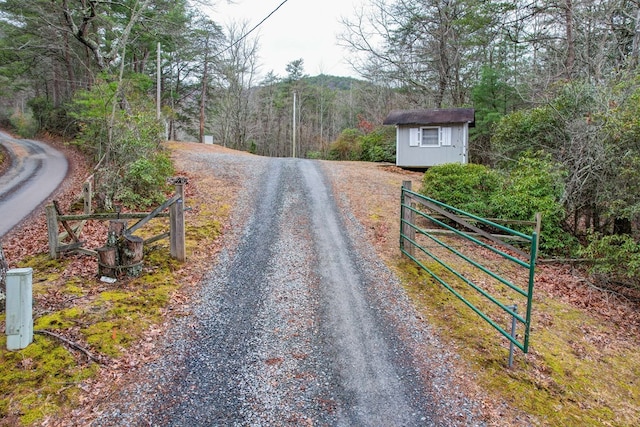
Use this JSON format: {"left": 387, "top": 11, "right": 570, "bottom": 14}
{"left": 400, "top": 182, "right": 539, "bottom": 355}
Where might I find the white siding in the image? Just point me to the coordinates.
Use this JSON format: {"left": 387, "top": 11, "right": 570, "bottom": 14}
{"left": 396, "top": 124, "right": 468, "bottom": 168}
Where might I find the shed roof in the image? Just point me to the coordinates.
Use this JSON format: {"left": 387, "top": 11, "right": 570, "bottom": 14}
{"left": 383, "top": 108, "right": 475, "bottom": 126}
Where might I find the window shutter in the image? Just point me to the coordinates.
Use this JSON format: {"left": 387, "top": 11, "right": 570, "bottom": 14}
{"left": 440, "top": 127, "right": 452, "bottom": 146}
{"left": 409, "top": 128, "right": 421, "bottom": 146}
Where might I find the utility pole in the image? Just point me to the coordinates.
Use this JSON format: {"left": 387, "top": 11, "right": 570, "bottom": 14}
{"left": 292, "top": 91, "right": 297, "bottom": 158}
{"left": 157, "top": 42, "right": 161, "bottom": 121}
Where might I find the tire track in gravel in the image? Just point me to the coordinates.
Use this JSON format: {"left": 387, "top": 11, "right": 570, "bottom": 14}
{"left": 147, "top": 157, "right": 290, "bottom": 425}
{"left": 300, "top": 159, "right": 432, "bottom": 426}
{"left": 92, "top": 156, "right": 444, "bottom": 426}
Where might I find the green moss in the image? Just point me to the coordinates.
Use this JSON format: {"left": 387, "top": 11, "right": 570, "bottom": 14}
{"left": 186, "top": 219, "right": 221, "bottom": 241}
{"left": 19, "top": 254, "right": 64, "bottom": 270}
{"left": 98, "top": 290, "right": 130, "bottom": 303}
{"left": 83, "top": 321, "right": 133, "bottom": 357}
{"left": 34, "top": 307, "right": 83, "bottom": 330}
{"left": 63, "top": 278, "right": 86, "bottom": 296}
{"left": 145, "top": 247, "right": 180, "bottom": 271}
{"left": 183, "top": 201, "right": 225, "bottom": 254}
{"left": 19, "top": 254, "right": 68, "bottom": 294}
{"left": 79, "top": 257, "right": 178, "bottom": 357}
{"left": 0, "top": 334, "right": 97, "bottom": 425}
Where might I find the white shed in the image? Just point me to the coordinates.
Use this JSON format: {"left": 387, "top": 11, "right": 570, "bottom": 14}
{"left": 383, "top": 108, "right": 475, "bottom": 168}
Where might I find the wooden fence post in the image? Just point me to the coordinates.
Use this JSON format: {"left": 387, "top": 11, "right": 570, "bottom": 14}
{"left": 534, "top": 212, "right": 542, "bottom": 259}
{"left": 45, "top": 204, "right": 59, "bottom": 259}
{"left": 170, "top": 183, "right": 186, "bottom": 262}
{"left": 83, "top": 181, "right": 92, "bottom": 214}
{"left": 401, "top": 181, "right": 416, "bottom": 258}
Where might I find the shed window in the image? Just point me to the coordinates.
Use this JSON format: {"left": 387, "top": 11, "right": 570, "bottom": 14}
{"left": 420, "top": 127, "right": 439, "bottom": 147}
{"left": 412, "top": 126, "right": 453, "bottom": 147}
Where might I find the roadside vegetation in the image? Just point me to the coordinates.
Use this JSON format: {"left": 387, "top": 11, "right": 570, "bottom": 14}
{"left": 0, "top": 154, "right": 229, "bottom": 424}
{"left": 401, "top": 80, "right": 640, "bottom": 425}
{"left": 0, "top": 0, "right": 639, "bottom": 425}
{"left": 401, "top": 260, "right": 640, "bottom": 427}
{"left": 326, "top": 161, "right": 640, "bottom": 426}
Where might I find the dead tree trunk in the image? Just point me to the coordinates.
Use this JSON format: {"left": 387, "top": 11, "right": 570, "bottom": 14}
{"left": 120, "top": 234, "right": 143, "bottom": 277}
{"left": 98, "top": 219, "right": 144, "bottom": 278}
{"left": 97, "top": 246, "right": 118, "bottom": 278}
{"left": 108, "top": 220, "right": 128, "bottom": 239}
{"left": 98, "top": 220, "right": 127, "bottom": 278}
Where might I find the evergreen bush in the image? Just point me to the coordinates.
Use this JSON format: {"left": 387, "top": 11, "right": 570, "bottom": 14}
{"left": 360, "top": 126, "right": 396, "bottom": 163}
{"left": 421, "top": 163, "right": 502, "bottom": 218}
{"left": 9, "top": 111, "right": 37, "bottom": 138}
{"left": 70, "top": 73, "right": 173, "bottom": 209}
{"left": 580, "top": 234, "right": 640, "bottom": 290}
{"left": 420, "top": 155, "right": 574, "bottom": 255}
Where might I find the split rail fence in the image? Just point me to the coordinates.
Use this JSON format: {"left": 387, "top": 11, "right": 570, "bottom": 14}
{"left": 46, "top": 179, "right": 187, "bottom": 267}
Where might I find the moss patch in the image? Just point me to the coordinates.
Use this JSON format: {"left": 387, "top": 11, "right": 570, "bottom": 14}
{"left": 63, "top": 279, "right": 85, "bottom": 297}
{"left": 20, "top": 255, "right": 67, "bottom": 295}
{"left": 0, "top": 334, "right": 97, "bottom": 425}
{"left": 0, "top": 237, "right": 194, "bottom": 424}
{"left": 34, "top": 307, "right": 83, "bottom": 330}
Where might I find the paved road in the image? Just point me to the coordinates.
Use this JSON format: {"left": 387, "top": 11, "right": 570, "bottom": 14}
{"left": 0, "top": 131, "right": 68, "bottom": 237}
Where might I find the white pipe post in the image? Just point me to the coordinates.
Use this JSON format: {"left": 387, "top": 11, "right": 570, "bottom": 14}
{"left": 292, "top": 91, "right": 297, "bottom": 158}
{"left": 5, "top": 268, "right": 33, "bottom": 350}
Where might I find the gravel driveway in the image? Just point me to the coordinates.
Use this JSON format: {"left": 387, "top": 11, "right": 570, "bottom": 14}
{"left": 92, "top": 150, "right": 483, "bottom": 426}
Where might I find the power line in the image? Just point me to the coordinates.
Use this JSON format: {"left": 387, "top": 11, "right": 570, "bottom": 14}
{"left": 214, "top": 0, "right": 290, "bottom": 57}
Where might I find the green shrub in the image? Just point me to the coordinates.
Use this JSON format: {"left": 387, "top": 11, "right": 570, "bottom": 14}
{"left": 580, "top": 233, "right": 640, "bottom": 289}
{"left": 328, "top": 128, "right": 363, "bottom": 160}
{"left": 248, "top": 140, "right": 257, "bottom": 154}
{"left": 70, "top": 73, "right": 171, "bottom": 210}
{"left": 27, "top": 96, "right": 76, "bottom": 137}
{"left": 492, "top": 106, "right": 565, "bottom": 165}
{"left": 360, "top": 126, "right": 396, "bottom": 163}
{"left": 421, "top": 163, "right": 503, "bottom": 217}
{"left": 117, "top": 153, "right": 174, "bottom": 208}
{"left": 420, "top": 155, "right": 575, "bottom": 255}
{"left": 9, "top": 111, "right": 38, "bottom": 138}
{"left": 306, "top": 150, "right": 322, "bottom": 159}
{"left": 490, "top": 152, "right": 574, "bottom": 253}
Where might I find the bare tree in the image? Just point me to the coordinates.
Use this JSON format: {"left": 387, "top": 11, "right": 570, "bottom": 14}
{"left": 210, "top": 22, "right": 260, "bottom": 149}
{"left": 339, "top": 0, "right": 506, "bottom": 107}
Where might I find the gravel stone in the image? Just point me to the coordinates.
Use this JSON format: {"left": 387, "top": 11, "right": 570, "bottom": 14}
{"left": 92, "top": 152, "right": 485, "bottom": 426}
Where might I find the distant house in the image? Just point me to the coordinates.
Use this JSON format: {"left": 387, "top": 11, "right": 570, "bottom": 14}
{"left": 383, "top": 108, "right": 475, "bottom": 168}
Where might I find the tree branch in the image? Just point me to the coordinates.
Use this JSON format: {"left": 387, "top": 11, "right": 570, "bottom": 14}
{"left": 34, "top": 330, "right": 103, "bottom": 364}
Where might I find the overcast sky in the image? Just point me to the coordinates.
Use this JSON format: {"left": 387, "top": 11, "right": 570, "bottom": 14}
{"left": 206, "top": 0, "right": 363, "bottom": 79}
